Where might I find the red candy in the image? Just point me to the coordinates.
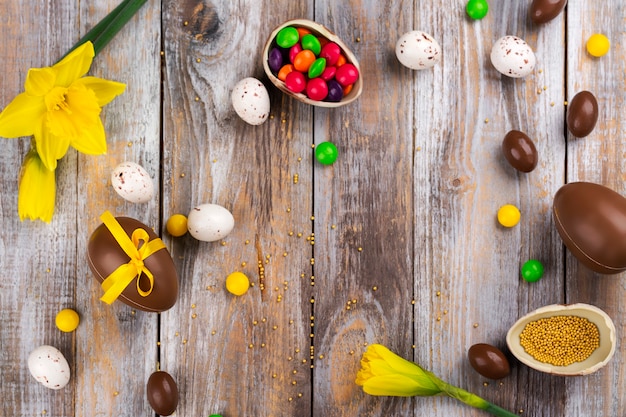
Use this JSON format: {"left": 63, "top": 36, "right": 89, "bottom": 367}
{"left": 268, "top": 26, "right": 360, "bottom": 102}
{"left": 306, "top": 78, "right": 328, "bottom": 101}
{"left": 320, "top": 42, "right": 341, "bottom": 66}
{"left": 285, "top": 71, "right": 306, "bottom": 93}
{"left": 335, "top": 63, "right": 359, "bottom": 87}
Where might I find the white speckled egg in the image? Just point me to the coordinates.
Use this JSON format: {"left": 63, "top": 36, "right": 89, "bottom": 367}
{"left": 27, "top": 345, "right": 71, "bottom": 390}
{"left": 395, "top": 30, "right": 442, "bottom": 70}
{"left": 490, "top": 36, "right": 536, "bottom": 78}
{"left": 231, "top": 77, "right": 270, "bottom": 125}
{"left": 187, "top": 204, "right": 235, "bottom": 242}
{"left": 111, "top": 162, "right": 154, "bottom": 204}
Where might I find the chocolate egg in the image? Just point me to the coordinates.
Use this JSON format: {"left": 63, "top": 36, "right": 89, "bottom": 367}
{"left": 502, "top": 130, "right": 538, "bottom": 173}
{"left": 468, "top": 343, "right": 511, "bottom": 379}
{"left": 567, "top": 91, "right": 599, "bottom": 138}
{"left": 553, "top": 182, "right": 626, "bottom": 274}
{"left": 529, "top": 0, "right": 567, "bottom": 24}
{"left": 147, "top": 371, "right": 179, "bottom": 416}
{"left": 87, "top": 216, "right": 179, "bottom": 312}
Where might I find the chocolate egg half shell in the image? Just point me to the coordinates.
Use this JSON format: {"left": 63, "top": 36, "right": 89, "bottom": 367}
{"left": 147, "top": 371, "right": 179, "bottom": 416}
{"left": 530, "top": 0, "right": 567, "bottom": 24}
{"left": 87, "top": 216, "right": 179, "bottom": 312}
{"left": 553, "top": 182, "right": 626, "bottom": 274}
{"left": 502, "top": 130, "right": 538, "bottom": 173}
{"left": 566, "top": 91, "right": 598, "bottom": 138}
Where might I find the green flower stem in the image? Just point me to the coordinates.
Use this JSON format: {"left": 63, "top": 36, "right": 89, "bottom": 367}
{"left": 427, "top": 371, "right": 518, "bottom": 417}
{"left": 62, "top": 0, "right": 148, "bottom": 59}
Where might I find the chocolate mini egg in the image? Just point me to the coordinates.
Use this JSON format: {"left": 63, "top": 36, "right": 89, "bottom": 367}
{"left": 147, "top": 371, "right": 179, "bottom": 416}
{"left": 28, "top": 345, "right": 71, "bottom": 390}
{"left": 566, "top": 91, "right": 598, "bottom": 138}
{"left": 468, "top": 343, "right": 511, "bottom": 379}
{"left": 490, "top": 36, "right": 536, "bottom": 78}
{"left": 187, "top": 203, "right": 235, "bottom": 242}
{"left": 502, "top": 130, "right": 538, "bottom": 172}
{"left": 553, "top": 182, "right": 626, "bottom": 274}
{"left": 111, "top": 162, "right": 155, "bottom": 204}
{"left": 395, "top": 30, "right": 442, "bottom": 70}
{"left": 530, "top": 0, "right": 567, "bottom": 24}
{"left": 231, "top": 77, "right": 270, "bottom": 125}
{"left": 87, "top": 215, "right": 179, "bottom": 312}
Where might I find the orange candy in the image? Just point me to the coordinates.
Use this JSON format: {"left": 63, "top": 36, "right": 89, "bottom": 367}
{"left": 336, "top": 54, "right": 347, "bottom": 67}
{"left": 343, "top": 83, "right": 353, "bottom": 96}
{"left": 293, "top": 50, "right": 316, "bottom": 72}
{"left": 277, "top": 64, "right": 295, "bottom": 81}
{"left": 296, "top": 27, "right": 311, "bottom": 39}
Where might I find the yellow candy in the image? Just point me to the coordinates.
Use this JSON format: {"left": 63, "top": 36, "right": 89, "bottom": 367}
{"left": 226, "top": 272, "right": 250, "bottom": 296}
{"left": 166, "top": 214, "right": 188, "bottom": 237}
{"left": 55, "top": 308, "right": 80, "bottom": 332}
{"left": 586, "top": 34, "right": 610, "bottom": 57}
{"left": 497, "top": 204, "right": 521, "bottom": 227}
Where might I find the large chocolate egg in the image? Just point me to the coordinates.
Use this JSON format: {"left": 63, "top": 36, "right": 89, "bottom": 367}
{"left": 502, "top": 130, "right": 538, "bottom": 173}
{"left": 147, "top": 371, "right": 179, "bottom": 416}
{"left": 566, "top": 91, "right": 598, "bottom": 138}
{"left": 553, "top": 182, "right": 626, "bottom": 274}
{"left": 87, "top": 216, "right": 179, "bottom": 312}
{"left": 529, "top": 0, "right": 567, "bottom": 24}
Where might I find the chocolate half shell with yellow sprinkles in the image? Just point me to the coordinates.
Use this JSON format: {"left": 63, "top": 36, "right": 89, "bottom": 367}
{"left": 87, "top": 212, "right": 179, "bottom": 312}
{"left": 506, "top": 303, "right": 616, "bottom": 376}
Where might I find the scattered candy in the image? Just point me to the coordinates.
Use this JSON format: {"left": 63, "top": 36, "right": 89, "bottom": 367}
{"left": 187, "top": 204, "right": 235, "bottom": 242}
{"left": 166, "top": 214, "right": 188, "bottom": 237}
{"left": 226, "top": 271, "right": 250, "bottom": 296}
{"left": 497, "top": 204, "right": 520, "bottom": 227}
{"left": 466, "top": 0, "right": 489, "bottom": 20}
{"left": 586, "top": 34, "right": 610, "bottom": 57}
{"left": 315, "top": 142, "right": 338, "bottom": 165}
{"left": 521, "top": 259, "right": 545, "bottom": 282}
{"left": 28, "top": 345, "right": 71, "bottom": 390}
{"left": 231, "top": 77, "right": 270, "bottom": 125}
{"left": 267, "top": 25, "right": 359, "bottom": 102}
{"left": 111, "top": 162, "right": 155, "bottom": 204}
{"left": 55, "top": 308, "right": 80, "bottom": 332}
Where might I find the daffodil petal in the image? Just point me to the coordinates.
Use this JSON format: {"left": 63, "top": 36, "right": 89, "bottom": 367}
{"left": 75, "top": 77, "right": 125, "bottom": 107}
{"left": 70, "top": 118, "right": 107, "bottom": 155}
{"left": 18, "top": 150, "right": 56, "bottom": 222}
{"left": 0, "top": 93, "right": 45, "bottom": 138}
{"left": 46, "top": 84, "right": 100, "bottom": 138}
{"left": 53, "top": 41, "right": 95, "bottom": 87}
{"left": 24, "top": 67, "right": 57, "bottom": 96}
{"left": 361, "top": 375, "right": 436, "bottom": 397}
{"left": 35, "top": 117, "right": 70, "bottom": 170}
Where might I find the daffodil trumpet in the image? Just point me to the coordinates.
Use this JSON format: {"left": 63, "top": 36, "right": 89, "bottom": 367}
{"left": 356, "top": 344, "right": 518, "bottom": 417}
{"left": 0, "top": 0, "right": 148, "bottom": 222}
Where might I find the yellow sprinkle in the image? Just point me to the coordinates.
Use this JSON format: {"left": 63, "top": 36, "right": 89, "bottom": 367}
{"left": 357, "top": 247, "right": 363, "bottom": 252}
{"left": 180, "top": 173, "right": 186, "bottom": 178}
{"left": 372, "top": 286, "right": 378, "bottom": 291}
{"left": 331, "top": 224, "right": 336, "bottom": 229}
{"left": 245, "top": 239, "right": 250, "bottom": 244}
{"left": 183, "top": 21, "right": 189, "bottom": 26}
{"left": 113, "top": 391, "right": 119, "bottom": 396}
{"left": 196, "top": 58, "right": 201, "bottom": 63}
{"left": 249, "top": 344, "right": 254, "bottom": 349}
{"left": 484, "top": 118, "right": 489, "bottom": 123}
{"left": 473, "top": 323, "right": 479, "bottom": 328}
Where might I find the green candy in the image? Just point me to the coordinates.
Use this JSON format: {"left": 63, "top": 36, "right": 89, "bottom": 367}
{"left": 315, "top": 142, "right": 338, "bottom": 165}
{"left": 301, "top": 33, "right": 321, "bottom": 55}
{"left": 276, "top": 26, "right": 299, "bottom": 48}
{"left": 466, "top": 0, "right": 488, "bottom": 20}
{"left": 521, "top": 259, "right": 544, "bottom": 283}
{"left": 308, "top": 57, "right": 327, "bottom": 78}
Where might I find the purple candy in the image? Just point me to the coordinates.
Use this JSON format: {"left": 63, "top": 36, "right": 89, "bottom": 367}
{"left": 268, "top": 47, "right": 284, "bottom": 73}
{"left": 325, "top": 79, "right": 344, "bottom": 102}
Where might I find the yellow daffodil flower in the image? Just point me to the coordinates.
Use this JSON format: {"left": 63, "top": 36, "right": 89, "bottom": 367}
{"left": 18, "top": 150, "right": 56, "bottom": 222}
{"left": 356, "top": 344, "right": 518, "bottom": 417}
{"left": 0, "top": 41, "right": 125, "bottom": 170}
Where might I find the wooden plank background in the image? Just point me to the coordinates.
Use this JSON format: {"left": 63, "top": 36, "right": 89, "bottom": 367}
{"left": 0, "top": 1, "right": 625, "bottom": 416}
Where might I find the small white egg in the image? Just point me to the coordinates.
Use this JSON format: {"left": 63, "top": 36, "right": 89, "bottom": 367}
{"left": 490, "top": 35, "right": 536, "bottom": 78}
{"left": 27, "top": 345, "right": 71, "bottom": 390}
{"left": 111, "top": 162, "right": 154, "bottom": 204}
{"left": 395, "top": 30, "right": 442, "bottom": 70}
{"left": 187, "top": 204, "right": 235, "bottom": 242}
{"left": 231, "top": 77, "right": 270, "bottom": 125}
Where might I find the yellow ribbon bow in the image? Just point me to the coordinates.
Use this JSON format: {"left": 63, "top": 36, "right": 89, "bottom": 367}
{"left": 99, "top": 211, "right": 166, "bottom": 304}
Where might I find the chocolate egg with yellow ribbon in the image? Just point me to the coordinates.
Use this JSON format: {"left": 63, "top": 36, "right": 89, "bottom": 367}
{"left": 87, "top": 211, "right": 179, "bottom": 312}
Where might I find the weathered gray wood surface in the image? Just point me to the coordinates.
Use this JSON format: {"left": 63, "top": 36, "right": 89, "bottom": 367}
{"left": 0, "top": 1, "right": 624, "bottom": 416}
